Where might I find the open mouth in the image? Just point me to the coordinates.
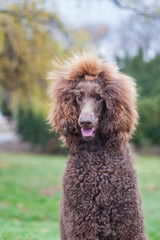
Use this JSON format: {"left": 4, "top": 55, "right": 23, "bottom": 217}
{"left": 81, "top": 127, "right": 95, "bottom": 138}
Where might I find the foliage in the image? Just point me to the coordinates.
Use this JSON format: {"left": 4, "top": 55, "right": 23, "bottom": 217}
{"left": 1, "top": 100, "right": 12, "bottom": 117}
{"left": 0, "top": 1, "right": 65, "bottom": 114}
{"left": 117, "top": 49, "right": 160, "bottom": 145}
{"left": 0, "top": 152, "right": 160, "bottom": 239}
{"left": 17, "top": 105, "right": 64, "bottom": 153}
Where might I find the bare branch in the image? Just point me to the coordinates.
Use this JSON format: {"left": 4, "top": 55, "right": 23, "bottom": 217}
{"left": 111, "top": 0, "right": 160, "bottom": 20}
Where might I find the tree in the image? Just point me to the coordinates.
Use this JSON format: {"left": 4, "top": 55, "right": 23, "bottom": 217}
{"left": 116, "top": 15, "right": 160, "bottom": 59}
{"left": 110, "top": 0, "right": 160, "bottom": 20}
{"left": 0, "top": 1, "right": 65, "bottom": 114}
{"left": 117, "top": 49, "right": 160, "bottom": 145}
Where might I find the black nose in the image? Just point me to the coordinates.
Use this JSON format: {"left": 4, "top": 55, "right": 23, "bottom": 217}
{"left": 79, "top": 117, "right": 93, "bottom": 128}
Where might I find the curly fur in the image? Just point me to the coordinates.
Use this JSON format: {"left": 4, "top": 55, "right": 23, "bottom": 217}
{"left": 48, "top": 52, "right": 147, "bottom": 240}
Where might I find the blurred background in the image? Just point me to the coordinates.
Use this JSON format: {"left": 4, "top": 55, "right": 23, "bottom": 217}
{"left": 0, "top": 0, "right": 160, "bottom": 239}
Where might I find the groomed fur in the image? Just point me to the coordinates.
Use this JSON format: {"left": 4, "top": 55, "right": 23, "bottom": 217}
{"left": 48, "top": 52, "right": 147, "bottom": 240}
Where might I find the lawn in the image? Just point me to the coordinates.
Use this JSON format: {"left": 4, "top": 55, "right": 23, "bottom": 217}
{"left": 0, "top": 153, "right": 160, "bottom": 240}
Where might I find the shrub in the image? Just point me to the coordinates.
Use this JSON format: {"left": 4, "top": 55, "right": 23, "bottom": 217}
{"left": 17, "top": 105, "right": 65, "bottom": 154}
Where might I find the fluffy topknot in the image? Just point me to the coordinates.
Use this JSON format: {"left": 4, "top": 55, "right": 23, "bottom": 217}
{"left": 47, "top": 52, "right": 119, "bottom": 83}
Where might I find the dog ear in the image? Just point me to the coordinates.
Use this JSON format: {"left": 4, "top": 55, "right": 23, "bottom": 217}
{"left": 100, "top": 73, "right": 138, "bottom": 142}
{"left": 48, "top": 80, "right": 79, "bottom": 136}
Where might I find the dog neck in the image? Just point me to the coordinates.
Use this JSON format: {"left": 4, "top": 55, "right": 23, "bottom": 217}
{"left": 66, "top": 132, "right": 126, "bottom": 156}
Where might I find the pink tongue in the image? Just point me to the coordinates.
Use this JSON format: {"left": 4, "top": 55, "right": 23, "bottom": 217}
{"left": 81, "top": 127, "right": 94, "bottom": 137}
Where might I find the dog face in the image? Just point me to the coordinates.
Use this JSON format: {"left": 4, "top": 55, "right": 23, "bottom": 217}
{"left": 74, "top": 81, "right": 104, "bottom": 140}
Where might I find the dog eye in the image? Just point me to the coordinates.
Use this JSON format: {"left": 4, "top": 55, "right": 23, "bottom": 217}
{"left": 77, "top": 95, "right": 82, "bottom": 102}
{"left": 96, "top": 95, "right": 101, "bottom": 101}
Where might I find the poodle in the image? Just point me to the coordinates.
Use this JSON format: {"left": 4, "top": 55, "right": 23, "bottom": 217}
{"left": 48, "top": 52, "right": 147, "bottom": 240}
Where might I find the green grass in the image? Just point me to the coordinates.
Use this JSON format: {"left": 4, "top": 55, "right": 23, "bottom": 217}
{"left": 0, "top": 153, "right": 66, "bottom": 240}
{"left": 0, "top": 153, "right": 160, "bottom": 239}
{"left": 136, "top": 155, "right": 160, "bottom": 239}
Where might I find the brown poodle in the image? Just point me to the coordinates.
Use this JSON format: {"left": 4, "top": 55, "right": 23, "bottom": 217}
{"left": 48, "top": 52, "right": 147, "bottom": 240}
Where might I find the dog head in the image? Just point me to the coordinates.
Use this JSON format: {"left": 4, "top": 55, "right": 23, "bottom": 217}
{"left": 48, "top": 52, "right": 138, "bottom": 144}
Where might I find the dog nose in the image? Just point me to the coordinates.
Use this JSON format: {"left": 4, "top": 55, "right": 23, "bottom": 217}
{"left": 79, "top": 117, "right": 93, "bottom": 128}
